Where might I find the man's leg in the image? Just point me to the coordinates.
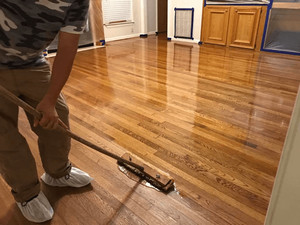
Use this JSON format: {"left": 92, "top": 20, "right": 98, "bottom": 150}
{"left": 16, "top": 64, "right": 92, "bottom": 187}
{"left": 24, "top": 94, "right": 72, "bottom": 178}
{"left": 15, "top": 65, "right": 72, "bottom": 178}
{"left": 0, "top": 70, "right": 40, "bottom": 203}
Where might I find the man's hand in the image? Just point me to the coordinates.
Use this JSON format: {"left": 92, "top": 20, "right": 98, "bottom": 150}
{"left": 34, "top": 99, "right": 59, "bottom": 130}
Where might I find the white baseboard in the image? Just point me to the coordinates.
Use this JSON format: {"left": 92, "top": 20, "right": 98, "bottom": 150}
{"left": 106, "top": 31, "right": 158, "bottom": 42}
{"left": 169, "top": 38, "right": 200, "bottom": 44}
{"left": 148, "top": 31, "right": 157, "bottom": 35}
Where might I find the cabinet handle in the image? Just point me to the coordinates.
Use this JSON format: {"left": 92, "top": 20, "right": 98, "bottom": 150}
{"left": 235, "top": 9, "right": 238, "bottom": 12}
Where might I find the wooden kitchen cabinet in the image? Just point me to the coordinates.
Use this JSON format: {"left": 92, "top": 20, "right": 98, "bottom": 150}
{"left": 202, "top": 6, "right": 230, "bottom": 45}
{"left": 202, "top": 5, "right": 266, "bottom": 50}
{"left": 227, "top": 6, "right": 262, "bottom": 49}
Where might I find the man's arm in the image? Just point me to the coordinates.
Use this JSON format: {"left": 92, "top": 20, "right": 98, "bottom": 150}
{"left": 34, "top": 31, "right": 80, "bottom": 129}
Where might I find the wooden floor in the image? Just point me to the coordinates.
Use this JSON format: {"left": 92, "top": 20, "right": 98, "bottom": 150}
{"left": 1, "top": 35, "right": 300, "bottom": 225}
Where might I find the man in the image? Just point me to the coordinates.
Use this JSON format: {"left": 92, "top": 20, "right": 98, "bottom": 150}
{"left": 0, "top": 0, "right": 93, "bottom": 222}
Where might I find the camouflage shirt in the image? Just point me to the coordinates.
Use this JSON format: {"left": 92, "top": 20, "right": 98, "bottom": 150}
{"left": 0, "top": 0, "right": 90, "bottom": 69}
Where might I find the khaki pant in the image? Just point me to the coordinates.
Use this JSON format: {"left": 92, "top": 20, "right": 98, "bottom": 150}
{"left": 0, "top": 64, "right": 71, "bottom": 202}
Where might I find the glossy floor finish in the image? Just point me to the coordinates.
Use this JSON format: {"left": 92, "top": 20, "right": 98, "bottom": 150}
{"left": 1, "top": 35, "right": 300, "bottom": 224}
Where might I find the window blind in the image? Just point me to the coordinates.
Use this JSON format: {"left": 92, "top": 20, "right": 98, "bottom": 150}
{"left": 102, "top": 0, "right": 133, "bottom": 24}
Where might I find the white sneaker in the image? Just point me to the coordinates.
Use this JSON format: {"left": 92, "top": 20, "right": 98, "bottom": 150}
{"left": 41, "top": 167, "right": 93, "bottom": 187}
{"left": 17, "top": 191, "right": 54, "bottom": 223}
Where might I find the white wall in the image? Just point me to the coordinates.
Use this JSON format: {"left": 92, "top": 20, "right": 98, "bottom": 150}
{"left": 103, "top": 0, "right": 157, "bottom": 42}
{"left": 264, "top": 86, "right": 300, "bottom": 225}
{"left": 103, "top": 0, "right": 204, "bottom": 43}
{"left": 167, "top": 0, "right": 204, "bottom": 43}
{"left": 103, "top": 0, "right": 141, "bottom": 41}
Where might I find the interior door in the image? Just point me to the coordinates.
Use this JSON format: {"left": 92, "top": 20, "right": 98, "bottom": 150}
{"left": 158, "top": 0, "right": 168, "bottom": 33}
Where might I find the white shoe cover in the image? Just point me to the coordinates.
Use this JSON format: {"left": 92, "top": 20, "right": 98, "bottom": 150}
{"left": 41, "top": 167, "right": 93, "bottom": 188}
{"left": 17, "top": 191, "right": 53, "bottom": 223}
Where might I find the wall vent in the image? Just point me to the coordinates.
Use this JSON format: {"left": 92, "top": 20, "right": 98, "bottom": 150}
{"left": 174, "top": 8, "right": 194, "bottom": 40}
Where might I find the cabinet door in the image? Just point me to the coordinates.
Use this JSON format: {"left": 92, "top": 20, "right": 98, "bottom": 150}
{"left": 227, "top": 6, "right": 262, "bottom": 49}
{"left": 202, "top": 6, "right": 230, "bottom": 46}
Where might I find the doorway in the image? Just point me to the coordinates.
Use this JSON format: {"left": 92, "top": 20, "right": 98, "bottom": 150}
{"left": 157, "top": 0, "right": 168, "bottom": 35}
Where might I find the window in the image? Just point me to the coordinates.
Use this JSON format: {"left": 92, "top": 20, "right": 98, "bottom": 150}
{"left": 102, "top": 0, "right": 133, "bottom": 24}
